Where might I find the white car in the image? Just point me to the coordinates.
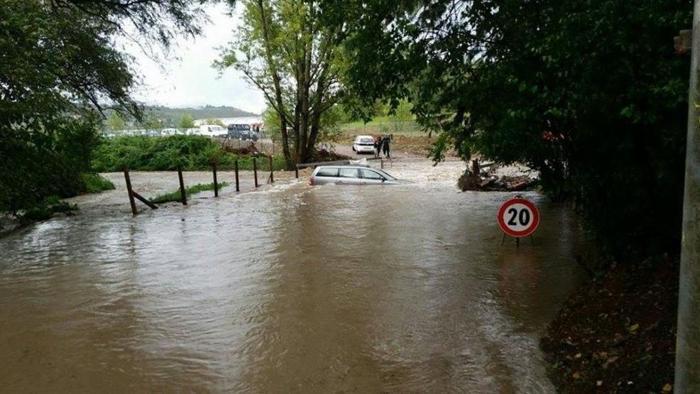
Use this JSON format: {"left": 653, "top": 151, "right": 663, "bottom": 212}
{"left": 352, "top": 135, "right": 376, "bottom": 154}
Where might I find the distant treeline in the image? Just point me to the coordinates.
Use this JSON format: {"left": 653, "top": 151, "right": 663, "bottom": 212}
{"left": 104, "top": 105, "right": 258, "bottom": 130}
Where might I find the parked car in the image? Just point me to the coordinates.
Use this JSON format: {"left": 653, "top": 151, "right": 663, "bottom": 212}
{"left": 199, "top": 124, "right": 228, "bottom": 137}
{"left": 309, "top": 165, "right": 403, "bottom": 185}
{"left": 227, "top": 124, "right": 259, "bottom": 141}
{"left": 352, "top": 135, "right": 376, "bottom": 154}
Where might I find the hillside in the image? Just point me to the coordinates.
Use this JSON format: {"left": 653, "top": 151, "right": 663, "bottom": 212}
{"left": 104, "top": 105, "right": 259, "bottom": 130}
{"left": 147, "top": 105, "right": 258, "bottom": 121}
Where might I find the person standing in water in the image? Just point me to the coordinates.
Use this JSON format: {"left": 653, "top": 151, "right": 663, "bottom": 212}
{"left": 374, "top": 135, "right": 383, "bottom": 158}
{"left": 382, "top": 134, "right": 392, "bottom": 158}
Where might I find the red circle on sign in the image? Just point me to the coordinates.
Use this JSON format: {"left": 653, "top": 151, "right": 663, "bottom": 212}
{"left": 497, "top": 198, "right": 540, "bottom": 238}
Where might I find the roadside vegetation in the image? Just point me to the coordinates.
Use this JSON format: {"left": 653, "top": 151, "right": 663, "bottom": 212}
{"left": 0, "top": 0, "right": 206, "bottom": 220}
{"left": 150, "top": 182, "right": 230, "bottom": 204}
{"left": 19, "top": 196, "right": 78, "bottom": 223}
{"left": 92, "top": 135, "right": 287, "bottom": 172}
{"left": 80, "top": 173, "right": 115, "bottom": 194}
{"left": 329, "top": 0, "right": 691, "bottom": 391}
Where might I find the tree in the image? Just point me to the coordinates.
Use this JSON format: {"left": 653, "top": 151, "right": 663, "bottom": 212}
{"left": 332, "top": 0, "right": 691, "bottom": 258}
{"left": 205, "top": 118, "right": 226, "bottom": 127}
{"left": 142, "top": 113, "right": 164, "bottom": 130}
{"left": 0, "top": 0, "right": 208, "bottom": 212}
{"left": 179, "top": 114, "right": 195, "bottom": 129}
{"left": 218, "top": 0, "right": 343, "bottom": 168}
{"left": 107, "top": 112, "right": 127, "bottom": 131}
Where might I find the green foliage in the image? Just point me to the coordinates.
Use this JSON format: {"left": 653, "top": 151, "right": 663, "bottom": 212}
{"left": 0, "top": 116, "right": 101, "bottom": 213}
{"left": 179, "top": 114, "right": 196, "bottom": 129}
{"left": 217, "top": 0, "right": 344, "bottom": 166}
{"left": 0, "top": 0, "right": 209, "bottom": 213}
{"left": 107, "top": 112, "right": 126, "bottom": 131}
{"left": 93, "top": 135, "right": 222, "bottom": 171}
{"left": 21, "top": 196, "right": 78, "bottom": 222}
{"left": 336, "top": 0, "right": 691, "bottom": 259}
{"left": 205, "top": 118, "right": 226, "bottom": 127}
{"left": 92, "top": 135, "right": 286, "bottom": 172}
{"left": 80, "top": 173, "right": 115, "bottom": 194}
{"left": 151, "top": 182, "right": 230, "bottom": 204}
{"left": 140, "top": 113, "right": 165, "bottom": 130}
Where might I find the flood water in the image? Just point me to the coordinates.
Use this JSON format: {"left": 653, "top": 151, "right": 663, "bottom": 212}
{"left": 0, "top": 162, "right": 584, "bottom": 392}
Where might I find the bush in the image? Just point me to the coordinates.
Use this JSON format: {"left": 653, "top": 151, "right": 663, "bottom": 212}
{"left": 92, "top": 135, "right": 286, "bottom": 172}
{"left": 0, "top": 116, "right": 101, "bottom": 213}
{"left": 80, "top": 173, "right": 115, "bottom": 194}
{"left": 21, "top": 196, "right": 78, "bottom": 222}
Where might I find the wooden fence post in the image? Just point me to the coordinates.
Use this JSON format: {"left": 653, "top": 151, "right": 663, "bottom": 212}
{"left": 123, "top": 168, "right": 137, "bottom": 215}
{"left": 178, "top": 167, "right": 187, "bottom": 205}
{"left": 253, "top": 157, "right": 259, "bottom": 188}
{"left": 295, "top": 165, "right": 299, "bottom": 179}
{"left": 235, "top": 160, "right": 240, "bottom": 192}
{"left": 212, "top": 162, "right": 219, "bottom": 197}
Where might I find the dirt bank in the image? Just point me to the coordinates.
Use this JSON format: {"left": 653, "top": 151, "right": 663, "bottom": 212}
{"left": 541, "top": 258, "right": 678, "bottom": 393}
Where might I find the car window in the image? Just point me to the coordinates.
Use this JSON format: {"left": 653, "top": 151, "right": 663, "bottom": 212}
{"left": 316, "top": 167, "right": 339, "bottom": 177}
{"left": 375, "top": 169, "right": 397, "bottom": 180}
{"left": 361, "top": 169, "right": 384, "bottom": 180}
{"left": 360, "top": 137, "right": 374, "bottom": 144}
{"left": 338, "top": 168, "right": 360, "bottom": 178}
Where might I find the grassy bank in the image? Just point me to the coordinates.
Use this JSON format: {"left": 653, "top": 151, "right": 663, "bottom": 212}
{"left": 541, "top": 258, "right": 677, "bottom": 393}
{"left": 151, "top": 182, "right": 230, "bottom": 204}
{"left": 92, "top": 135, "right": 286, "bottom": 172}
{"left": 81, "top": 173, "right": 115, "bottom": 193}
{"left": 339, "top": 117, "right": 422, "bottom": 136}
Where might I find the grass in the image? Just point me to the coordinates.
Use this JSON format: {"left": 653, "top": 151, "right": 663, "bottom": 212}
{"left": 339, "top": 118, "right": 423, "bottom": 136}
{"left": 150, "top": 182, "right": 230, "bottom": 204}
{"left": 81, "top": 173, "right": 115, "bottom": 194}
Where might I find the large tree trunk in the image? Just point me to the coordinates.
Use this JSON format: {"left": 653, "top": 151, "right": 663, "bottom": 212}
{"left": 257, "top": 0, "right": 294, "bottom": 170}
{"left": 304, "top": 59, "right": 332, "bottom": 162}
{"left": 279, "top": 117, "right": 294, "bottom": 170}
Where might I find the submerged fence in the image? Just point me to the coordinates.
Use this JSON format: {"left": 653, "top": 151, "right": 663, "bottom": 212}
{"left": 123, "top": 155, "right": 285, "bottom": 215}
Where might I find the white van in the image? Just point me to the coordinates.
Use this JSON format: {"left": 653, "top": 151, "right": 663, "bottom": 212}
{"left": 199, "top": 124, "right": 227, "bottom": 137}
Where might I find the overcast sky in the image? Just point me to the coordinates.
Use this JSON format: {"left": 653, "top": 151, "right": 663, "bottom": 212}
{"left": 126, "top": 2, "right": 266, "bottom": 114}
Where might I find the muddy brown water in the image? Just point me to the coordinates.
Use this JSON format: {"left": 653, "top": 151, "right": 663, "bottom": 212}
{"left": 0, "top": 160, "right": 584, "bottom": 392}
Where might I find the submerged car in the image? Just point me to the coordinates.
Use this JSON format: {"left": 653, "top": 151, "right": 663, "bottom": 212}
{"left": 352, "top": 135, "right": 376, "bottom": 154}
{"left": 309, "top": 165, "right": 403, "bottom": 185}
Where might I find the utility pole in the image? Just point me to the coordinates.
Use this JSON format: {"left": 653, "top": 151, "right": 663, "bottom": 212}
{"left": 675, "top": 2, "right": 700, "bottom": 391}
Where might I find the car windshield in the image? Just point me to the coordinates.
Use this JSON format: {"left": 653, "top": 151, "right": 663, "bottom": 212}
{"left": 359, "top": 137, "right": 374, "bottom": 144}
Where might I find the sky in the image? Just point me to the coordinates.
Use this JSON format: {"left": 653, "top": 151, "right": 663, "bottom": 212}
{"left": 125, "top": 2, "right": 266, "bottom": 114}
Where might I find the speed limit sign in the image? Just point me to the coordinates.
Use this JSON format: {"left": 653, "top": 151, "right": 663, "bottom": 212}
{"left": 497, "top": 198, "right": 540, "bottom": 238}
